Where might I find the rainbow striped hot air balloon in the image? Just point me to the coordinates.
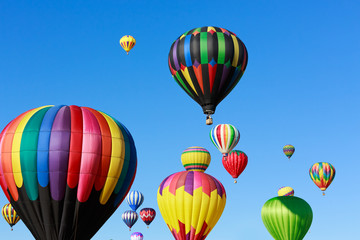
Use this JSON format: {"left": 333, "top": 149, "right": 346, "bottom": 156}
{"left": 283, "top": 144, "right": 295, "bottom": 159}
{"left": 0, "top": 105, "right": 137, "bottom": 240}
{"left": 278, "top": 186, "right": 294, "bottom": 196}
{"left": 309, "top": 162, "right": 335, "bottom": 196}
{"left": 210, "top": 124, "right": 240, "bottom": 157}
{"left": 1, "top": 203, "right": 20, "bottom": 231}
{"left": 181, "top": 146, "right": 211, "bottom": 172}
{"left": 157, "top": 147, "right": 226, "bottom": 240}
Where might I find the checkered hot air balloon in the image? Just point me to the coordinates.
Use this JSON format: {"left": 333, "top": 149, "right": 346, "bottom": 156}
{"left": 157, "top": 147, "right": 226, "bottom": 240}
{"left": 168, "top": 26, "right": 248, "bottom": 125}
{"left": 309, "top": 162, "right": 335, "bottom": 196}
{"left": 126, "top": 190, "right": 144, "bottom": 211}
{"left": 283, "top": 144, "right": 295, "bottom": 159}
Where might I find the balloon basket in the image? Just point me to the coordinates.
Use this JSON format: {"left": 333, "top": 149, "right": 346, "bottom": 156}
{"left": 206, "top": 116, "right": 213, "bottom": 125}
{"left": 322, "top": 192, "right": 325, "bottom": 196}
{"left": 234, "top": 179, "right": 237, "bottom": 184}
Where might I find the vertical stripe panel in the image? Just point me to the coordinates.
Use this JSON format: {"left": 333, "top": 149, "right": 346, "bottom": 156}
{"left": 200, "top": 32, "right": 208, "bottom": 64}
{"left": 231, "top": 35, "right": 239, "bottom": 67}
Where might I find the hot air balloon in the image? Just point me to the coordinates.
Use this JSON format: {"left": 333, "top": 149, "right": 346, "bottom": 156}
{"left": 0, "top": 105, "right": 137, "bottom": 240}
{"left": 157, "top": 147, "right": 226, "bottom": 240}
{"left": 2, "top": 203, "right": 20, "bottom": 231}
{"left": 139, "top": 208, "right": 156, "bottom": 228}
{"left": 278, "top": 186, "right": 294, "bottom": 196}
{"left": 126, "top": 190, "right": 144, "bottom": 211}
{"left": 181, "top": 146, "right": 211, "bottom": 171}
{"left": 261, "top": 196, "right": 313, "bottom": 240}
{"left": 309, "top": 162, "right": 335, "bottom": 196}
{"left": 130, "top": 232, "right": 143, "bottom": 240}
{"left": 222, "top": 150, "right": 248, "bottom": 183}
{"left": 120, "top": 35, "right": 136, "bottom": 55}
{"left": 210, "top": 124, "right": 240, "bottom": 157}
{"left": 283, "top": 144, "right": 295, "bottom": 159}
{"left": 122, "top": 210, "right": 138, "bottom": 231}
{"left": 168, "top": 26, "right": 248, "bottom": 125}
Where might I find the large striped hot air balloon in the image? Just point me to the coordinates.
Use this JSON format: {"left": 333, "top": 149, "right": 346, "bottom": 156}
{"left": 126, "top": 190, "right": 144, "bottom": 211}
{"left": 309, "top": 162, "right": 335, "bottom": 195}
{"left": 1, "top": 203, "right": 20, "bottom": 231}
{"left": 210, "top": 124, "right": 240, "bottom": 157}
{"left": 120, "top": 35, "right": 136, "bottom": 55}
{"left": 168, "top": 26, "right": 248, "bottom": 125}
{"left": 0, "top": 105, "right": 137, "bottom": 240}
{"left": 261, "top": 196, "right": 313, "bottom": 240}
{"left": 157, "top": 148, "right": 226, "bottom": 240}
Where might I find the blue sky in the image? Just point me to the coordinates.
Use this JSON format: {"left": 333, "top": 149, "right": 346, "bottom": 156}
{"left": 1, "top": 0, "right": 359, "bottom": 239}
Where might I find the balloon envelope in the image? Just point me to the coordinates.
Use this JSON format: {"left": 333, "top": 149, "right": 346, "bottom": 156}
{"left": 122, "top": 210, "right": 138, "bottom": 230}
{"left": 210, "top": 124, "right": 240, "bottom": 156}
{"left": 2, "top": 203, "right": 20, "bottom": 230}
{"left": 0, "top": 105, "right": 137, "bottom": 240}
{"left": 181, "top": 146, "right": 211, "bottom": 172}
{"left": 277, "top": 186, "right": 294, "bottom": 196}
{"left": 126, "top": 190, "right": 144, "bottom": 211}
{"left": 168, "top": 26, "right": 248, "bottom": 123}
{"left": 120, "top": 35, "right": 136, "bottom": 54}
{"left": 130, "top": 232, "right": 143, "bottom": 240}
{"left": 222, "top": 150, "right": 247, "bottom": 183}
{"left": 283, "top": 144, "right": 295, "bottom": 159}
{"left": 139, "top": 208, "right": 156, "bottom": 226}
{"left": 261, "top": 196, "right": 313, "bottom": 240}
{"left": 309, "top": 162, "right": 335, "bottom": 193}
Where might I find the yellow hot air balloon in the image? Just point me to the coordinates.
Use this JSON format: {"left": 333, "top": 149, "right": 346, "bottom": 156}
{"left": 2, "top": 203, "right": 20, "bottom": 231}
{"left": 120, "top": 35, "right": 136, "bottom": 55}
{"left": 157, "top": 147, "right": 226, "bottom": 240}
{"left": 181, "top": 146, "right": 211, "bottom": 172}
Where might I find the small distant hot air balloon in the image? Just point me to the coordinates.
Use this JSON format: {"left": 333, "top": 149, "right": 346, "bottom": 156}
{"left": 210, "top": 124, "right": 240, "bottom": 157}
{"left": 222, "top": 150, "right": 248, "bottom": 183}
{"left": 283, "top": 144, "right": 295, "bottom": 159}
{"left": 120, "top": 35, "right": 136, "bottom": 55}
{"left": 181, "top": 146, "right": 211, "bottom": 171}
{"left": 122, "top": 210, "right": 138, "bottom": 231}
{"left": 262, "top": 196, "right": 313, "bottom": 240}
{"left": 278, "top": 186, "right": 294, "bottom": 196}
{"left": 126, "top": 190, "right": 144, "bottom": 211}
{"left": 157, "top": 147, "right": 226, "bottom": 240}
{"left": 131, "top": 232, "right": 143, "bottom": 240}
{"left": 168, "top": 26, "right": 248, "bottom": 125}
{"left": 1, "top": 203, "right": 20, "bottom": 231}
{"left": 139, "top": 208, "right": 156, "bottom": 228}
{"left": 309, "top": 162, "right": 335, "bottom": 196}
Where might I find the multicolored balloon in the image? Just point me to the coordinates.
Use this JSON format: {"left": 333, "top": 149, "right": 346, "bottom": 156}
{"left": 278, "top": 186, "right": 294, "bottom": 196}
{"left": 120, "top": 35, "right": 136, "bottom": 55}
{"left": 0, "top": 105, "right": 137, "bottom": 240}
{"left": 222, "top": 150, "right": 248, "bottom": 183}
{"left": 210, "top": 124, "right": 240, "bottom": 157}
{"left": 139, "top": 208, "right": 156, "bottom": 227}
{"left": 131, "top": 232, "right": 144, "bottom": 240}
{"left": 181, "top": 146, "right": 211, "bottom": 172}
{"left": 1, "top": 203, "right": 20, "bottom": 231}
{"left": 157, "top": 150, "right": 226, "bottom": 240}
{"left": 122, "top": 210, "right": 138, "bottom": 231}
{"left": 262, "top": 196, "right": 313, "bottom": 240}
{"left": 283, "top": 144, "right": 295, "bottom": 159}
{"left": 126, "top": 190, "right": 144, "bottom": 211}
{"left": 168, "top": 26, "right": 248, "bottom": 124}
{"left": 309, "top": 162, "right": 335, "bottom": 195}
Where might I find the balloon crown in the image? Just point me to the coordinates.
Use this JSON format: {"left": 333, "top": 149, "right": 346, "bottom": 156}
{"left": 181, "top": 146, "right": 211, "bottom": 172}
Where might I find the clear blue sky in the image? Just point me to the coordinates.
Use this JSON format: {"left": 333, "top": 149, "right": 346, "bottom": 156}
{"left": 1, "top": 0, "right": 359, "bottom": 239}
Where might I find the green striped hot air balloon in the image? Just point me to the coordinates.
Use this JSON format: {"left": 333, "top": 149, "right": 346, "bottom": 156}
{"left": 261, "top": 196, "right": 313, "bottom": 240}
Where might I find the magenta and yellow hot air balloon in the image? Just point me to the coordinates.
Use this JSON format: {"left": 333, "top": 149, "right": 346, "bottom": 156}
{"left": 309, "top": 162, "right": 335, "bottom": 196}
{"left": 157, "top": 147, "right": 226, "bottom": 240}
{"left": 2, "top": 203, "right": 20, "bottom": 231}
{"left": 120, "top": 35, "right": 136, "bottom": 55}
{"left": 0, "top": 105, "right": 137, "bottom": 240}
